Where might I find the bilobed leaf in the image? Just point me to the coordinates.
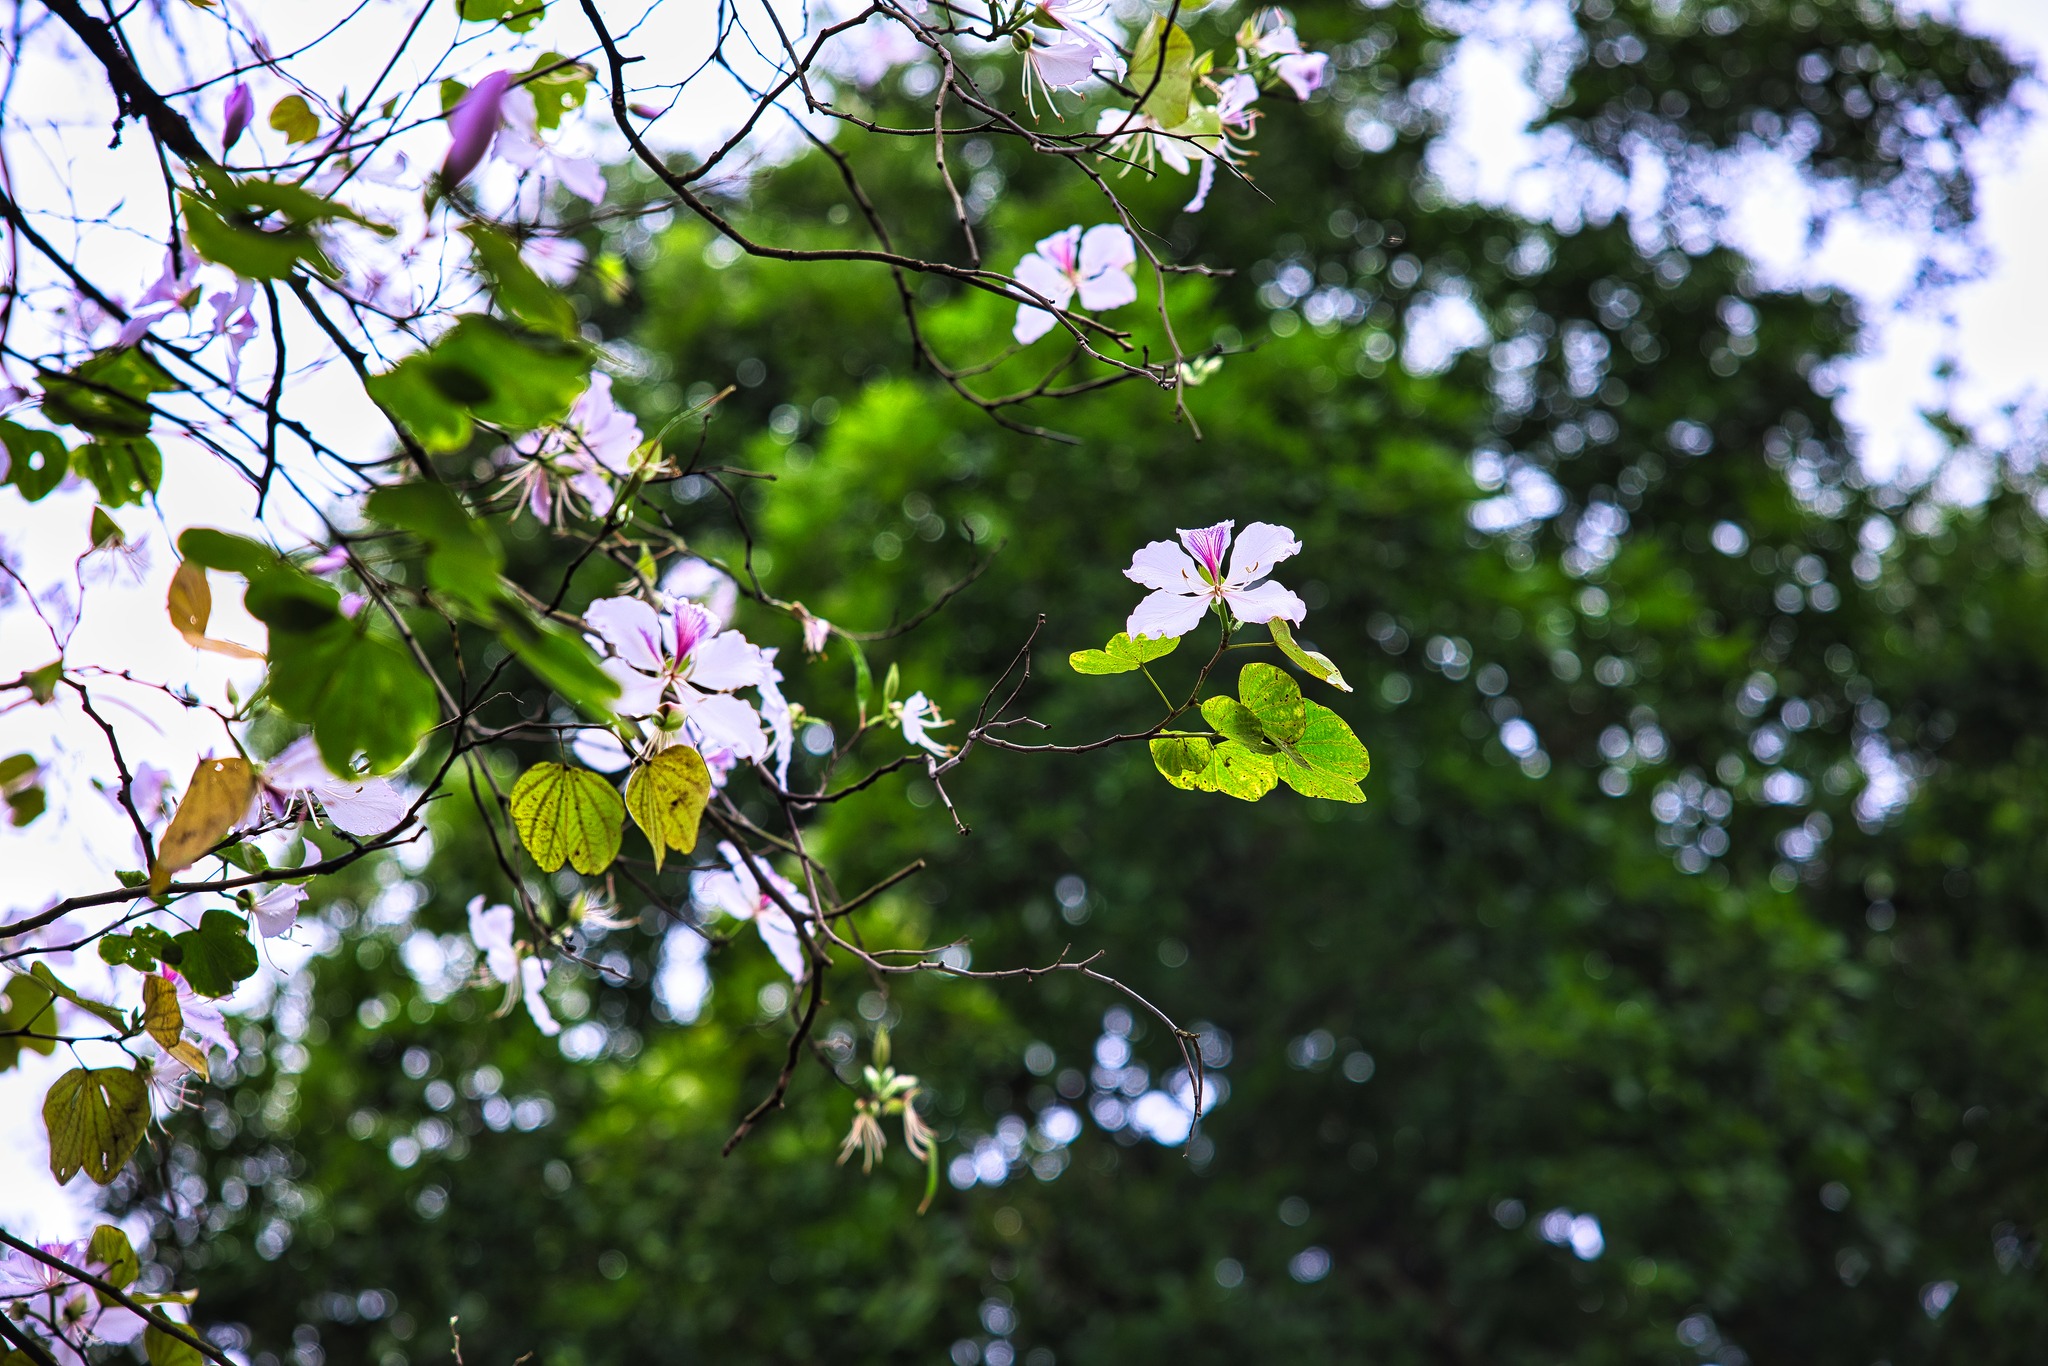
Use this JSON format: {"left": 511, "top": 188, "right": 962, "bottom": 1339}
{"left": 1272, "top": 700, "right": 1370, "bottom": 803}
{"left": 183, "top": 193, "right": 336, "bottom": 281}
{"left": 268, "top": 93, "right": 320, "bottom": 144}
{"left": 1269, "top": 618, "right": 1351, "bottom": 693}
{"left": 624, "top": 747, "right": 711, "bottom": 872}
{"left": 365, "top": 481, "right": 505, "bottom": 612}
{"left": 1236, "top": 662, "right": 1306, "bottom": 745}
{"left": 1, "top": 420, "right": 70, "bottom": 501}
{"left": 510, "top": 762, "right": 625, "bottom": 875}
{"left": 259, "top": 593, "right": 439, "bottom": 773}
{"left": 23, "top": 660, "right": 61, "bottom": 704}
{"left": 170, "top": 911, "right": 258, "bottom": 998}
{"left": 43, "top": 1063, "right": 151, "bottom": 1185}
{"left": 0, "top": 974, "right": 59, "bottom": 1071}
{"left": 1210, "top": 741, "right": 1279, "bottom": 801}
{"left": 6, "top": 785, "right": 45, "bottom": 826}
{"left": 364, "top": 315, "right": 590, "bottom": 453}
{"left": 168, "top": 561, "right": 264, "bottom": 659}
{"left": 149, "top": 757, "right": 258, "bottom": 898}
{"left": 1149, "top": 735, "right": 1277, "bottom": 801}
{"left": 523, "top": 52, "right": 594, "bottom": 130}
{"left": 141, "top": 973, "right": 183, "bottom": 1051}
{"left": 1151, "top": 735, "right": 1215, "bottom": 791}
{"left": 1069, "top": 631, "right": 1180, "bottom": 675}
{"left": 456, "top": 0, "right": 545, "bottom": 32}
{"left": 1128, "top": 17, "right": 1195, "bottom": 127}
{"left": 88, "top": 1224, "right": 140, "bottom": 1293}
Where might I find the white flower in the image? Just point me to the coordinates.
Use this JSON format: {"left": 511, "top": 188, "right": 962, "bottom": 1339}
{"left": 1123, "top": 519, "right": 1307, "bottom": 640}
{"left": 896, "top": 691, "right": 951, "bottom": 757}
{"left": 496, "top": 86, "right": 607, "bottom": 203}
{"left": 507, "top": 372, "right": 644, "bottom": 523}
{"left": 660, "top": 555, "right": 739, "bottom": 626}
{"left": 467, "top": 896, "right": 559, "bottom": 1035}
{"left": 691, "top": 841, "right": 810, "bottom": 984}
{"left": 251, "top": 884, "right": 308, "bottom": 938}
{"left": 258, "top": 736, "right": 408, "bottom": 837}
{"left": 1012, "top": 223, "right": 1138, "bottom": 344}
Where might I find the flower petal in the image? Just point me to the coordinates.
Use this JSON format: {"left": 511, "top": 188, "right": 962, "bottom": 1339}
{"left": 585, "top": 595, "right": 666, "bottom": 672}
{"left": 687, "top": 630, "right": 767, "bottom": 692}
{"left": 1126, "top": 587, "right": 1213, "bottom": 641}
{"left": 1220, "top": 579, "right": 1306, "bottom": 626}
{"left": 1223, "top": 521, "right": 1302, "bottom": 588}
{"left": 1015, "top": 251, "right": 1076, "bottom": 314}
{"left": 1177, "top": 520, "right": 1236, "bottom": 579}
{"left": 602, "top": 658, "right": 666, "bottom": 717}
{"left": 312, "top": 773, "right": 408, "bottom": 837}
{"left": 756, "top": 906, "right": 809, "bottom": 984}
{"left": 520, "top": 955, "right": 562, "bottom": 1036}
{"left": 1013, "top": 304, "right": 1059, "bottom": 345}
{"left": 468, "top": 897, "right": 518, "bottom": 985}
{"left": 1125, "top": 538, "right": 1204, "bottom": 592}
{"left": 686, "top": 691, "right": 768, "bottom": 762}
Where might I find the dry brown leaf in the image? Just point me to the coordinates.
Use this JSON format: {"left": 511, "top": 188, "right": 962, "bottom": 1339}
{"left": 149, "top": 756, "right": 257, "bottom": 898}
{"left": 167, "top": 560, "right": 264, "bottom": 661}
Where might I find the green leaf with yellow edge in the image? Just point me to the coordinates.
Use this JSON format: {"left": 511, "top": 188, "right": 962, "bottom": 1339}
{"left": 0, "top": 420, "right": 69, "bottom": 501}
{"left": 1149, "top": 735, "right": 1277, "bottom": 801}
{"left": 0, "top": 973, "right": 59, "bottom": 1071}
{"left": 1068, "top": 631, "right": 1179, "bottom": 675}
{"left": 170, "top": 910, "right": 258, "bottom": 999}
{"left": 511, "top": 762, "right": 624, "bottom": 875}
{"left": 1269, "top": 618, "right": 1351, "bottom": 692}
{"left": 1128, "top": 16, "right": 1195, "bottom": 127}
{"left": 43, "top": 1063, "right": 151, "bottom": 1185}
{"left": 1236, "top": 661, "right": 1306, "bottom": 744}
{"left": 89, "top": 1224, "right": 140, "bottom": 1293}
{"left": 150, "top": 757, "right": 258, "bottom": 898}
{"left": 624, "top": 747, "right": 712, "bottom": 872}
{"left": 1199, "top": 695, "right": 1273, "bottom": 753}
{"left": 268, "top": 93, "right": 320, "bottom": 144}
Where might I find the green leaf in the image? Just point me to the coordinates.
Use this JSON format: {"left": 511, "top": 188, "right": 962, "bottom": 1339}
{"left": 0, "top": 753, "right": 34, "bottom": 784}
{"left": 1068, "top": 631, "right": 1179, "bottom": 675}
{"left": 170, "top": 910, "right": 259, "bottom": 997}
{"left": 1271, "top": 700, "right": 1370, "bottom": 803}
{"left": 144, "top": 1323, "right": 206, "bottom": 1366}
{"left": 522, "top": 53, "right": 595, "bottom": 131}
{"left": 463, "top": 223, "right": 578, "bottom": 338}
{"left": 0, "top": 420, "right": 70, "bottom": 501}
{"left": 28, "top": 964, "right": 128, "bottom": 1031}
{"left": 195, "top": 167, "right": 387, "bottom": 232}
{"left": 75, "top": 437, "right": 163, "bottom": 506}
{"left": 42, "top": 349, "right": 176, "bottom": 439}
{"left": 268, "top": 93, "right": 320, "bottom": 144}
{"left": 497, "top": 613, "right": 619, "bottom": 717}
{"left": 1236, "top": 662, "right": 1306, "bottom": 745}
{"left": 849, "top": 637, "right": 874, "bottom": 717}
{"left": 1148, "top": 736, "right": 1276, "bottom": 801}
{"left": 456, "top": 0, "right": 545, "bottom": 32}
{"left": 264, "top": 615, "right": 440, "bottom": 774}
{"left": 183, "top": 193, "right": 336, "bottom": 281}
{"left": 1269, "top": 618, "right": 1351, "bottom": 693}
{"left": 89, "top": 1223, "right": 140, "bottom": 1292}
{"left": 364, "top": 315, "right": 591, "bottom": 453}
{"left": 23, "top": 660, "right": 62, "bottom": 704}
{"left": 0, "top": 974, "right": 59, "bottom": 1072}
{"left": 6, "top": 785, "right": 46, "bottom": 826}
{"left": 98, "top": 926, "right": 182, "bottom": 972}
{"left": 624, "top": 747, "right": 712, "bottom": 872}
{"left": 177, "top": 527, "right": 278, "bottom": 578}
{"left": 366, "top": 481, "right": 505, "bottom": 613}
{"left": 43, "top": 1063, "right": 151, "bottom": 1185}
{"left": 1199, "top": 695, "right": 1274, "bottom": 753}
{"left": 1129, "top": 17, "right": 1195, "bottom": 127}
{"left": 510, "top": 762, "right": 625, "bottom": 875}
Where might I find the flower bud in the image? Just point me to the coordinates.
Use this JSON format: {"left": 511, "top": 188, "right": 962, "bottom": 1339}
{"left": 441, "top": 70, "right": 513, "bottom": 187}
{"left": 222, "top": 82, "right": 254, "bottom": 153}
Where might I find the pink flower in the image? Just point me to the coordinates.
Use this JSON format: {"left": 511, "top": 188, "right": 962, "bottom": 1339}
{"left": 257, "top": 736, "right": 408, "bottom": 837}
{"left": 208, "top": 281, "right": 257, "bottom": 387}
{"left": 466, "top": 897, "right": 559, "bottom": 1035}
{"left": 223, "top": 83, "right": 254, "bottom": 153}
{"left": 583, "top": 594, "right": 771, "bottom": 760}
{"left": 495, "top": 86, "right": 607, "bottom": 203}
{"left": 1243, "top": 10, "right": 1329, "bottom": 101}
{"left": 1123, "top": 520, "right": 1306, "bottom": 640}
{"left": 442, "top": 70, "right": 513, "bottom": 186}
{"left": 1012, "top": 223, "right": 1137, "bottom": 344}
{"left": 692, "top": 841, "right": 810, "bottom": 984}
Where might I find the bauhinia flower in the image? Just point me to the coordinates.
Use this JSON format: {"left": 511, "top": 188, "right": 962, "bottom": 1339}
{"left": 256, "top": 735, "right": 408, "bottom": 837}
{"left": 442, "top": 70, "right": 512, "bottom": 186}
{"left": 208, "top": 280, "right": 258, "bottom": 387}
{"left": 1019, "top": 0, "right": 1119, "bottom": 111}
{"left": 1124, "top": 520, "right": 1307, "bottom": 640}
{"left": 583, "top": 594, "right": 770, "bottom": 760}
{"left": 496, "top": 85, "right": 607, "bottom": 203}
{"left": 506, "top": 372, "right": 644, "bottom": 522}
{"left": 467, "top": 896, "right": 559, "bottom": 1035}
{"left": 222, "top": 82, "right": 254, "bottom": 153}
{"left": 692, "top": 841, "right": 810, "bottom": 984}
{"left": 1240, "top": 9, "right": 1330, "bottom": 101}
{"left": 895, "top": 691, "right": 952, "bottom": 758}
{"left": 1011, "top": 223, "right": 1137, "bottom": 344}
{"left": 251, "top": 884, "right": 308, "bottom": 938}
{"left": 152, "top": 966, "right": 239, "bottom": 1072}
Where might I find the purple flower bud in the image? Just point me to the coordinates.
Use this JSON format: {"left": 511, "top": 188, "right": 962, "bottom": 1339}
{"left": 441, "top": 70, "right": 513, "bottom": 187}
{"left": 223, "top": 82, "right": 254, "bottom": 153}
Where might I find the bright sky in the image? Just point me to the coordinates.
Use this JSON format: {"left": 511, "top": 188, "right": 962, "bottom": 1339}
{"left": 5, "top": 0, "right": 2047, "bottom": 1241}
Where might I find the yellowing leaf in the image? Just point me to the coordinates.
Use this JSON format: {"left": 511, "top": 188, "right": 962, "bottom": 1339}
{"left": 167, "top": 561, "right": 263, "bottom": 660}
{"left": 1268, "top": 618, "right": 1351, "bottom": 692}
{"left": 141, "top": 974, "right": 182, "bottom": 1051}
{"left": 510, "top": 762, "right": 624, "bottom": 875}
{"left": 150, "top": 757, "right": 257, "bottom": 898}
{"left": 88, "top": 1224, "right": 140, "bottom": 1296}
{"left": 43, "top": 1064, "right": 151, "bottom": 1185}
{"left": 624, "top": 746, "right": 711, "bottom": 872}
{"left": 269, "top": 94, "right": 320, "bottom": 145}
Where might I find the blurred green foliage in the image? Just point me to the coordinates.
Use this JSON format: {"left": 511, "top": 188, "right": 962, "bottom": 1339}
{"left": 123, "top": 2, "right": 2048, "bottom": 1363}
